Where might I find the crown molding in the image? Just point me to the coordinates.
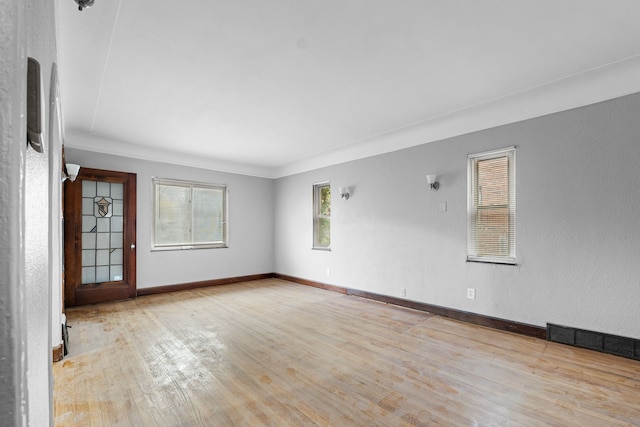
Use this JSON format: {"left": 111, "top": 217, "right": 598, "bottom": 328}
{"left": 64, "top": 130, "right": 276, "bottom": 178}
{"left": 66, "top": 55, "right": 640, "bottom": 179}
{"left": 273, "top": 54, "right": 640, "bottom": 178}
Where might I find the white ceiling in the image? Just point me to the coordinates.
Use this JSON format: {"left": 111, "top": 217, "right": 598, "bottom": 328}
{"left": 56, "top": 0, "right": 640, "bottom": 178}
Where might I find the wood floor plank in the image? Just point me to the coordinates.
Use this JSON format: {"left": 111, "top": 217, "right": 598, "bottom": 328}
{"left": 54, "top": 279, "right": 640, "bottom": 426}
{"left": 410, "top": 318, "right": 640, "bottom": 423}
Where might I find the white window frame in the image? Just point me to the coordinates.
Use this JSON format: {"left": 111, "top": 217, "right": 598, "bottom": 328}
{"left": 312, "top": 181, "right": 331, "bottom": 250}
{"left": 152, "top": 178, "right": 228, "bottom": 251}
{"left": 467, "top": 147, "right": 516, "bottom": 265}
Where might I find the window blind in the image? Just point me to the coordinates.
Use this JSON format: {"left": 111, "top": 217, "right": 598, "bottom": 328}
{"left": 153, "top": 178, "right": 227, "bottom": 250}
{"left": 467, "top": 147, "right": 516, "bottom": 264}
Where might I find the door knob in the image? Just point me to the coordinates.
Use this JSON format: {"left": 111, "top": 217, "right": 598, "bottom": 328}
{"left": 131, "top": 244, "right": 136, "bottom": 249}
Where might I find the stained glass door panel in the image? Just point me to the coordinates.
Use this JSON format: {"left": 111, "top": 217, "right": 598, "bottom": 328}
{"left": 80, "top": 180, "right": 124, "bottom": 283}
{"left": 64, "top": 168, "right": 137, "bottom": 306}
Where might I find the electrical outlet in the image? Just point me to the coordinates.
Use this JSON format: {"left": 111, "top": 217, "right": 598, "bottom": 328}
{"left": 401, "top": 288, "right": 407, "bottom": 297}
{"left": 467, "top": 288, "right": 475, "bottom": 299}
{"left": 326, "top": 267, "right": 331, "bottom": 276}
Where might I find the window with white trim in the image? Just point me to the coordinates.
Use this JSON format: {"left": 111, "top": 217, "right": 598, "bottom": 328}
{"left": 153, "top": 178, "right": 227, "bottom": 250}
{"left": 467, "top": 147, "right": 516, "bottom": 264}
{"left": 313, "top": 182, "right": 331, "bottom": 249}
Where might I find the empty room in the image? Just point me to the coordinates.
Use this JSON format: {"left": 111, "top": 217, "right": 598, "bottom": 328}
{"left": 2, "top": 0, "right": 640, "bottom": 426}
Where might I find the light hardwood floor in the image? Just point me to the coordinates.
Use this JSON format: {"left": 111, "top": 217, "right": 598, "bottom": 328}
{"left": 54, "top": 279, "right": 640, "bottom": 426}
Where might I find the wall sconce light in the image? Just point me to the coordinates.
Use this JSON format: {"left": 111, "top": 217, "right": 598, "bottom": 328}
{"left": 63, "top": 163, "right": 81, "bottom": 182}
{"left": 339, "top": 186, "right": 350, "bottom": 200}
{"left": 74, "top": 0, "right": 94, "bottom": 11}
{"left": 426, "top": 174, "right": 439, "bottom": 191}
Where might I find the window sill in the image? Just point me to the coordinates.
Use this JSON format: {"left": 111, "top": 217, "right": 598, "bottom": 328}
{"left": 312, "top": 247, "right": 331, "bottom": 252}
{"left": 467, "top": 256, "right": 517, "bottom": 266}
{"left": 152, "top": 244, "right": 228, "bottom": 252}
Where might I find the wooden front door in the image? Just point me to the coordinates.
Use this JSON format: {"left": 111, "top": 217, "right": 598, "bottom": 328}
{"left": 64, "top": 167, "right": 137, "bottom": 306}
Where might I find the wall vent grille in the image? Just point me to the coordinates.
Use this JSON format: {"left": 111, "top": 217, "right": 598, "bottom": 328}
{"left": 547, "top": 323, "right": 640, "bottom": 361}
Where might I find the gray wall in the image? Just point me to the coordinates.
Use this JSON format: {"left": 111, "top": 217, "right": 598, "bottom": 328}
{"left": 1, "top": 0, "right": 60, "bottom": 425}
{"left": 25, "top": 2, "right": 60, "bottom": 425}
{"left": 66, "top": 148, "right": 275, "bottom": 289}
{"left": 0, "top": 0, "right": 29, "bottom": 424}
{"left": 275, "top": 92, "right": 640, "bottom": 340}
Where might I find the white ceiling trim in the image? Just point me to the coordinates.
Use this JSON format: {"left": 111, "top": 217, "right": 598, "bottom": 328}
{"left": 66, "top": 54, "right": 640, "bottom": 179}
{"left": 273, "top": 54, "right": 640, "bottom": 178}
{"left": 64, "top": 130, "right": 276, "bottom": 178}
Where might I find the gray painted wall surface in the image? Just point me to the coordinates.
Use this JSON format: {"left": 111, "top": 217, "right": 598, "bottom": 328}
{"left": 26, "top": 0, "right": 59, "bottom": 425}
{"left": 65, "top": 148, "right": 275, "bottom": 289}
{"left": 25, "top": 149, "right": 52, "bottom": 427}
{"left": 0, "top": 0, "right": 28, "bottom": 425}
{"left": 275, "top": 92, "right": 640, "bottom": 340}
{"left": 1, "top": 0, "right": 59, "bottom": 425}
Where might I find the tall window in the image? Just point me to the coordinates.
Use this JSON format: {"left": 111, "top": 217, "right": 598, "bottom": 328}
{"left": 153, "top": 178, "right": 227, "bottom": 250}
{"left": 467, "top": 147, "right": 516, "bottom": 264}
{"left": 313, "top": 182, "right": 331, "bottom": 249}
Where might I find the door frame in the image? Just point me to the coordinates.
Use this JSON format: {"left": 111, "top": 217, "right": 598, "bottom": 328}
{"left": 64, "top": 167, "right": 137, "bottom": 306}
